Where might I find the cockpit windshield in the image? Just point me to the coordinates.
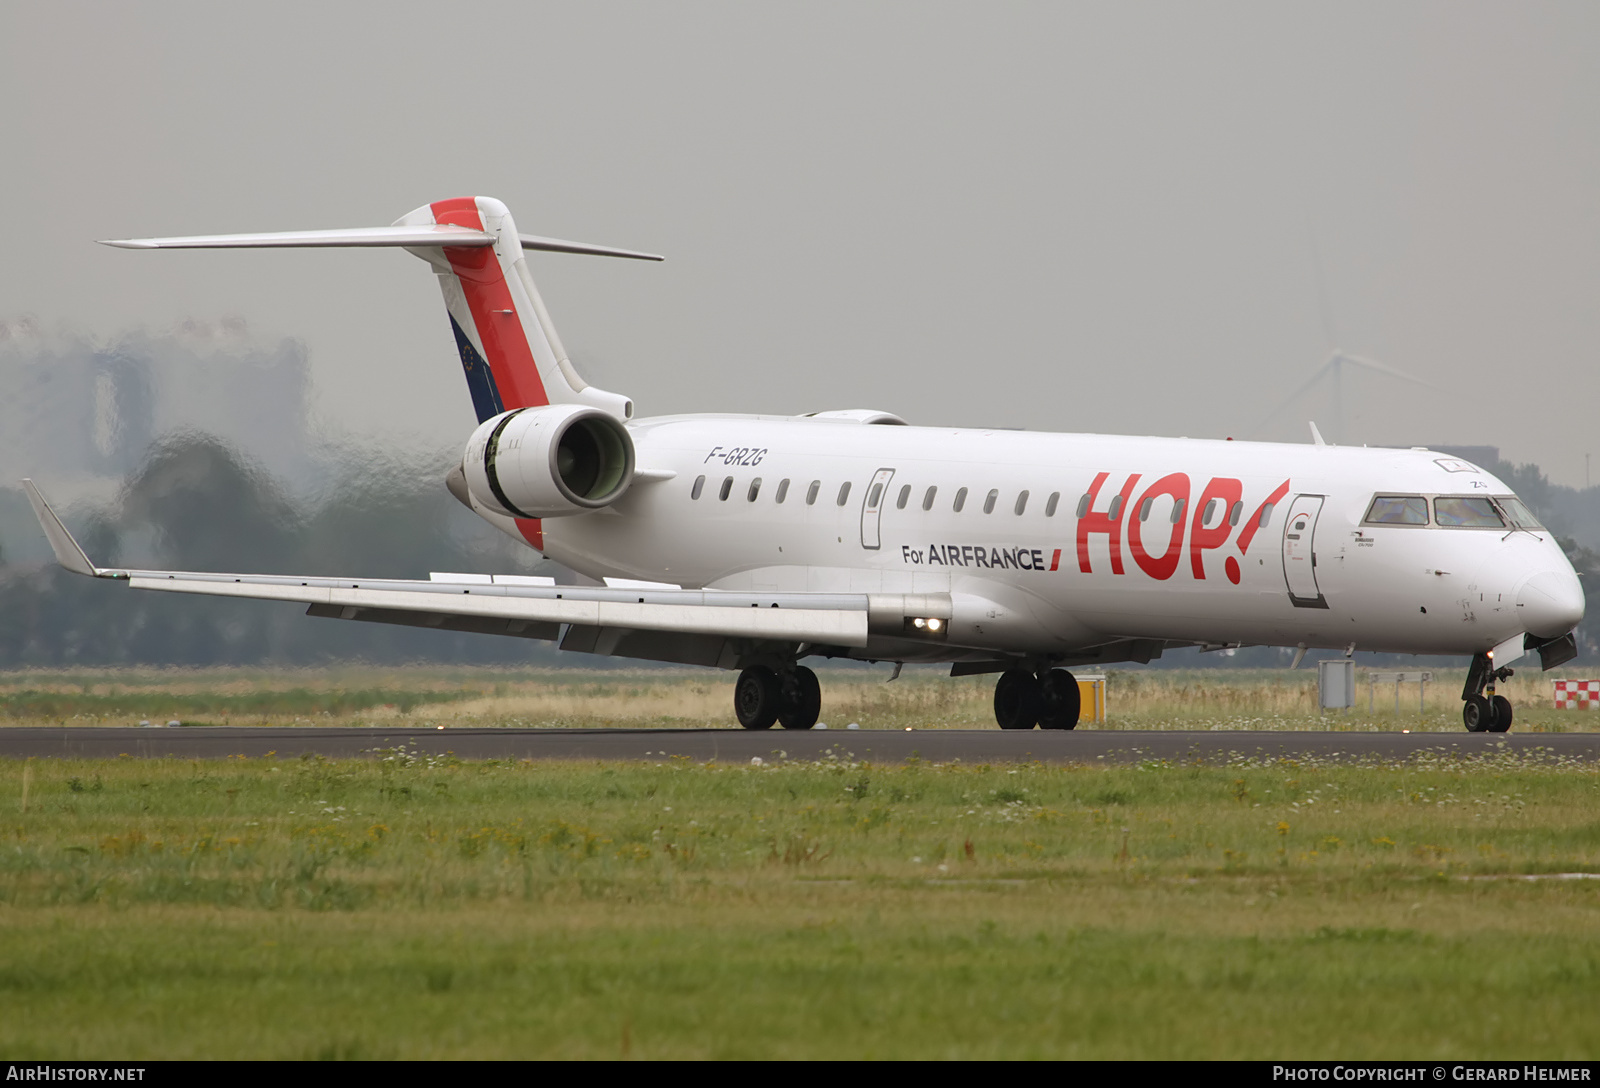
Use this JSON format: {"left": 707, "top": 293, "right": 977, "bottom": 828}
{"left": 1362, "top": 493, "right": 1544, "bottom": 531}
{"left": 1433, "top": 496, "right": 1505, "bottom": 528}
{"left": 1364, "top": 495, "right": 1429, "bottom": 525}
{"left": 1495, "top": 496, "right": 1545, "bottom": 530}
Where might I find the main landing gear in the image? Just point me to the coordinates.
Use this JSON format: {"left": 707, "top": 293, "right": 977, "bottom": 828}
{"left": 994, "top": 668, "right": 1082, "bottom": 730}
{"left": 1461, "top": 651, "right": 1514, "bottom": 733}
{"left": 735, "top": 665, "right": 822, "bottom": 730}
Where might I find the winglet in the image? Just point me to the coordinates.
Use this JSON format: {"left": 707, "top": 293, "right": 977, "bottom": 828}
{"left": 1308, "top": 421, "right": 1328, "bottom": 447}
{"left": 21, "top": 480, "right": 105, "bottom": 577}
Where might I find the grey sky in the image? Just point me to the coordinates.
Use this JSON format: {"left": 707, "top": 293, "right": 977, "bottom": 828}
{"left": 4, "top": 2, "right": 1598, "bottom": 484}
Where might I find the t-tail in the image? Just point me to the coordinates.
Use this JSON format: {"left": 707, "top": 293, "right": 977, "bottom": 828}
{"left": 101, "top": 197, "right": 663, "bottom": 550}
{"left": 100, "top": 196, "right": 660, "bottom": 424}
{"left": 393, "top": 197, "right": 649, "bottom": 423}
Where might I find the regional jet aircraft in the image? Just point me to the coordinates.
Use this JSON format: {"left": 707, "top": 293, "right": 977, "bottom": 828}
{"left": 24, "top": 197, "right": 1585, "bottom": 732}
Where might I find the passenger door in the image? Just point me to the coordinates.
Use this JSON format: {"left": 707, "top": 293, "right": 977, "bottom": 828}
{"left": 860, "top": 468, "right": 896, "bottom": 550}
{"left": 1281, "top": 494, "right": 1329, "bottom": 609}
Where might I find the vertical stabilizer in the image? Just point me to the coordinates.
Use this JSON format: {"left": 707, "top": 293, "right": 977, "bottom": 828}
{"left": 395, "top": 197, "right": 635, "bottom": 423}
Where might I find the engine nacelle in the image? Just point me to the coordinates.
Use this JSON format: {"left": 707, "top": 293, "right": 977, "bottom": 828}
{"left": 461, "top": 404, "right": 636, "bottom": 519}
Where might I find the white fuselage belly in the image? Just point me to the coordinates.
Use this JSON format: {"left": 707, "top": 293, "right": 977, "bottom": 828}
{"left": 543, "top": 417, "right": 1577, "bottom": 660}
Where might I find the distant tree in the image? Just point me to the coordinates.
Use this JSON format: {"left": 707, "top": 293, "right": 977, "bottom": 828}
{"left": 119, "top": 432, "right": 301, "bottom": 573}
{"left": 0, "top": 430, "right": 559, "bottom": 666}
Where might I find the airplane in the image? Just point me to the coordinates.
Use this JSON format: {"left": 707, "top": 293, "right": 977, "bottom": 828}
{"left": 23, "top": 196, "right": 1585, "bottom": 733}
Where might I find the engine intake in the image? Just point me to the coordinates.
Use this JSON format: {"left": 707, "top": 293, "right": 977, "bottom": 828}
{"left": 462, "top": 404, "right": 636, "bottom": 518}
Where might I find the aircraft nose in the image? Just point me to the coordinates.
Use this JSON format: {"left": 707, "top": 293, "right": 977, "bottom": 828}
{"left": 1517, "top": 568, "right": 1585, "bottom": 639}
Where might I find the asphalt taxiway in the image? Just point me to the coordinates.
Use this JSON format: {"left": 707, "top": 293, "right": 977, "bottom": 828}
{"left": 0, "top": 726, "right": 1595, "bottom": 764}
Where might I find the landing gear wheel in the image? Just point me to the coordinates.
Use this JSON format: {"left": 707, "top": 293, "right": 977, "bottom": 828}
{"left": 735, "top": 666, "right": 780, "bottom": 730}
{"left": 777, "top": 666, "right": 822, "bottom": 730}
{"left": 1488, "top": 695, "right": 1513, "bottom": 733}
{"left": 1038, "top": 669, "right": 1082, "bottom": 730}
{"left": 994, "top": 669, "right": 1042, "bottom": 730}
{"left": 1463, "top": 695, "right": 1492, "bottom": 733}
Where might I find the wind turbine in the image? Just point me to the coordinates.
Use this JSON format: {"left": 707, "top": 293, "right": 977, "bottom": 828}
{"left": 1253, "top": 346, "right": 1439, "bottom": 445}
{"left": 1252, "top": 225, "right": 1440, "bottom": 444}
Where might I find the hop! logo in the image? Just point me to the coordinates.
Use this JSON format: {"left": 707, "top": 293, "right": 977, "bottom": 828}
{"left": 1076, "top": 473, "right": 1291, "bottom": 584}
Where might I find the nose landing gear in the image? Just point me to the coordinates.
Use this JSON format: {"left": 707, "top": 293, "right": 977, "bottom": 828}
{"left": 734, "top": 664, "right": 822, "bottom": 730}
{"left": 994, "top": 668, "right": 1082, "bottom": 730}
{"left": 1461, "top": 652, "right": 1514, "bottom": 733}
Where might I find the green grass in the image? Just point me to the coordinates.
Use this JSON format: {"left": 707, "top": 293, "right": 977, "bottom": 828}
{"left": 3, "top": 664, "right": 1598, "bottom": 731}
{"left": 2, "top": 751, "right": 1599, "bottom": 1058}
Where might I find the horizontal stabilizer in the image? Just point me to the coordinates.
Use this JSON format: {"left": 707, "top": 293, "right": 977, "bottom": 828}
{"left": 100, "top": 225, "right": 495, "bottom": 249}
{"left": 99, "top": 226, "right": 663, "bottom": 261}
{"left": 518, "top": 235, "right": 663, "bottom": 262}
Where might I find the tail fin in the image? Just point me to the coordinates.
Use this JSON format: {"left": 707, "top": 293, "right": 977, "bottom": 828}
{"left": 396, "top": 197, "right": 643, "bottom": 423}
{"left": 101, "top": 197, "right": 661, "bottom": 424}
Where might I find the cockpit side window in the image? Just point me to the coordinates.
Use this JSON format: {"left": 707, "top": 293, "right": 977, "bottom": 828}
{"left": 1434, "top": 496, "right": 1505, "bottom": 528}
{"left": 1363, "top": 495, "right": 1429, "bottom": 526}
{"left": 1495, "top": 496, "right": 1544, "bottom": 530}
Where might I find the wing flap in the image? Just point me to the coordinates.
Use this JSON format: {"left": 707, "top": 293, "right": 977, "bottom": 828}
{"left": 305, "top": 603, "right": 563, "bottom": 642}
{"left": 128, "top": 574, "right": 871, "bottom": 645}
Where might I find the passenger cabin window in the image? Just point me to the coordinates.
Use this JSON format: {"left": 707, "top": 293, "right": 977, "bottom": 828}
{"left": 1014, "top": 490, "right": 1029, "bottom": 515}
{"left": 1434, "top": 496, "right": 1504, "bottom": 528}
{"left": 806, "top": 480, "right": 821, "bottom": 505}
{"left": 867, "top": 483, "right": 883, "bottom": 508}
{"left": 691, "top": 475, "right": 706, "bottom": 500}
{"left": 719, "top": 477, "right": 733, "bottom": 501}
{"left": 775, "top": 479, "right": 790, "bottom": 504}
{"left": 1075, "top": 493, "right": 1091, "bottom": 518}
{"left": 983, "top": 489, "right": 999, "bottom": 514}
{"left": 1107, "top": 495, "right": 1124, "bottom": 520}
{"left": 1364, "top": 496, "right": 1429, "bottom": 526}
{"left": 953, "top": 487, "right": 968, "bottom": 512}
{"left": 1138, "top": 497, "right": 1153, "bottom": 522}
{"left": 896, "top": 484, "right": 911, "bottom": 510}
{"left": 748, "top": 478, "right": 762, "bottom": 502}
{"left": 1202, "top": 499, "right": 1217, "bottom": 526}
{"left": 1496, "top": 496, "right": 1544, "bottom": 530}
{"left": 836, "top": 482, "right": 852, "bottom": 506}
{"left": 1046, "top": 492, "right": 1060, "bottom": 517}
{"left": 1228, "top": 501, "right": 1243, "bottom": 526}
{"left": 1169, "top": 498, "right": 1186, "bottom": 524}
{"left": 1258, "top": 502, "right": 1275, "bottom": 528}
{"left": 922, "top": 486, "right": 937, "bottom": 511}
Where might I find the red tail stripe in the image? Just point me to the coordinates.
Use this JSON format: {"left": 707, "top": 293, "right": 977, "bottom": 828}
{"left": 430, "top": 198, "right": 550, "bottom": 410}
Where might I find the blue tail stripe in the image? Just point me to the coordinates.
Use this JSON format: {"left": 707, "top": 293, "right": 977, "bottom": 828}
{"left": 449, "top": 314, "right": 506, "bottom": 424}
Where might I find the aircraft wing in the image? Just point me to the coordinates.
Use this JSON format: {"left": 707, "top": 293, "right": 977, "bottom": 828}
{"left": 22, "top": 481, "right": 951, "bottom": 668}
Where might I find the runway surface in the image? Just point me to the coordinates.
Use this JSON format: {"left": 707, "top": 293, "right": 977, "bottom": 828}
{"left": 1, "top": 726, "right": 1596, "bottom": 764}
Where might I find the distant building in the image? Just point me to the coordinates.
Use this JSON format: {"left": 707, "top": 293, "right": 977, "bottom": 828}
{"left": 0, "top": 317, "right": 313, "bottom": 500}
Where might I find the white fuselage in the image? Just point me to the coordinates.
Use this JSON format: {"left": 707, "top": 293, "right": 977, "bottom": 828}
{"left": 536, "top": 416, "right": 1583, "bottom": 663}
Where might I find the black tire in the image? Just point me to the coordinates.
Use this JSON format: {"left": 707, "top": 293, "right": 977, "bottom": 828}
{"left": 777, "top": 666, "right": 822, "bottom": 730}
{"left": 1038, "top": 669, "right": 1082, "bottom": 730}
{"left": 1488, "top": 695, "right": 1514, "bottom": 733}
{"left": 1463, "top": 694, "right": 1491, "bottom": 732}
{"left": 994, "top": 669, "right": 1042, "bottom": 730}
{"left": 735, "top": 666, "right": 780, "bottom": 730}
